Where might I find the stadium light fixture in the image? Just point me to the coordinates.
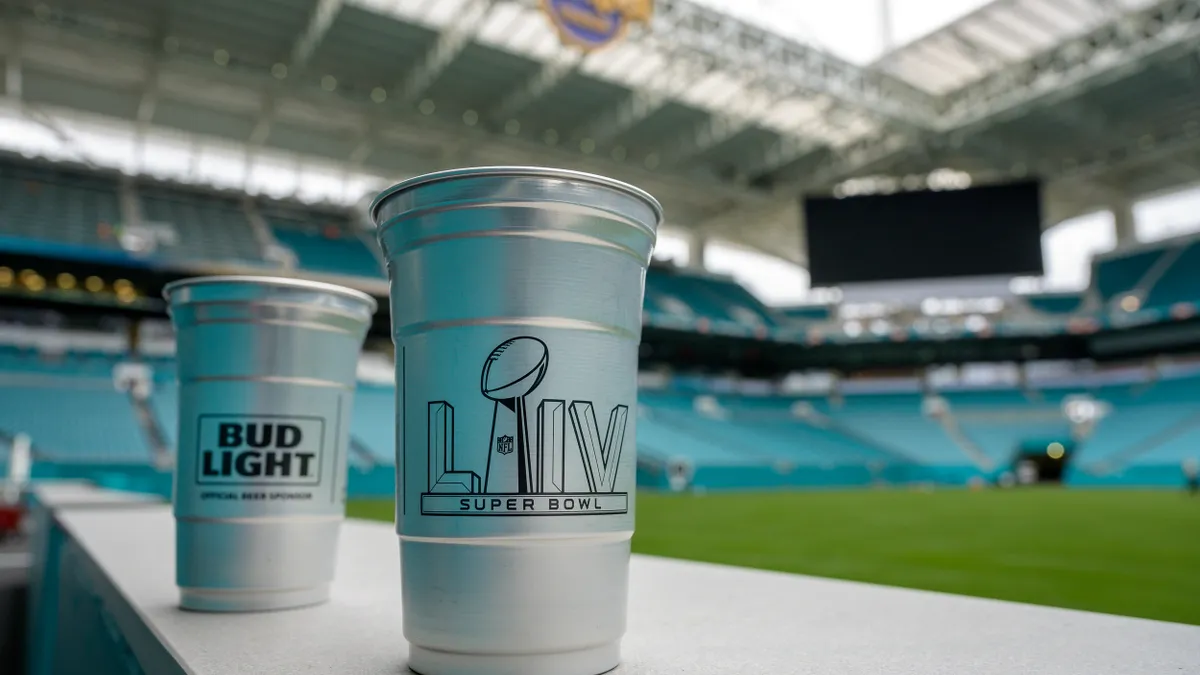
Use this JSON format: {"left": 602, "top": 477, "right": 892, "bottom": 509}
{"left": 22, "top": 272, "right": 45, "bottom": 292}
{"left": 0, "top": 267, "right": 12, "bottom": 287}
{"left": 56, "top": 273, "right": 76, "bottom": 290}
{"left": 84, "top": 276, "right": 104, "bottom": 293}
{"left": 964, "top": 314, "right": 989, "bottom": 333}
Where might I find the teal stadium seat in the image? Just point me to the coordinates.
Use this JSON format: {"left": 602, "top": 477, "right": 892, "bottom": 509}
{"left": 0, "top": 160, "right": 123, "bottom": 251}
{"left": 944, "top": 391, "right": 1072, "bottom": 465}
{"left": 150, "top": 377, "right": 179, "bottom": 451}
{"left": 349, "top": 384, "right": 396, "bottom": 464}
{"left": 267, "top": 209, "right": 386, "bottom": 279}
{"left": 0, "top": 348, "right": 150, "bottom": 462}
{"left": 139, "top": 186, "right": 264, "bottom": 264}
{"left": 636, "top": 410, "right": 757, "bottom": 466}
{"left": 644, "top": 269, "right": 773, "bottom": 328}
{"left": 779, "top": 305, "right": 833, "bottom": 322}
{"left": 1026, "top": 293, "right": 1084, "bottom": 314}
{"left": 825, "top": 394, "right": 970, "bottom": 467}
{"left": 1142, "top": 240, "right": 1200, "bottom": 310}
{"left": 1094, "top": 249, "right": 1163, "bottom": 302}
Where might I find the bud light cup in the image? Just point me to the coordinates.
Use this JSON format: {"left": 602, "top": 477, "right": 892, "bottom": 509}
{"left": 164, "top": 276, "right": 376, "bottom": 612}
{"left": 372, "top": 168, "right": 661, "bottom": 675}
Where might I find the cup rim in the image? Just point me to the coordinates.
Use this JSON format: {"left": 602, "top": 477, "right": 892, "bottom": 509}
{"left": 369, "top": 166, "right": 664, "bottom": 227}
{"left": 162, "top": 275, "right": 378, "bottom": 311}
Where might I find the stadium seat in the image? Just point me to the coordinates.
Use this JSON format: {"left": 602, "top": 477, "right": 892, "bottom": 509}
{"left": 778, "top": 305, "right": 834, "bottom": 323}
{"left": 150, "top": 378, "right": 179, "bottom": 451}
{"left": 350, "top": 384, "right": 396, "bottom": 464}
{"left": 1142, "top": 240, "right": 1200, "bottom": 310}
{"left": 1076, "top": 377, "right": 1200, "bottom": 469}
{"left": 945, "top": 390, "right": 1072, "bottom": 465}
{"left": 825, "top": 394, "right": 972, "bottom": 468}
{"left": 1025, "top": 293, "right": 1085, "bottom": 315}
{"left": 0, "top": 349, "right": 151, "bottom": 462}
{"left": 645, "top": 269, "right": 773, "bottom": 328}
{"left": 0, "top": 160, "right": 124, "bottom": 253}
{"left": 1093, "top": 249, "right": 1164, "bottom": 303}
{"left": 139, "top": 186, "right": 265, "bottom": 264}
{"left": 266, "top": 209, "right": 386, "bottom": 279}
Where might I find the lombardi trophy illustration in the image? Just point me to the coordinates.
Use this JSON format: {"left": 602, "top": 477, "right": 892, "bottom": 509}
{"left": 481, "top": 336, "right": 550, "bottom": 494}
{"left": 422, "top": 334, "right": 629, "bottom": 510}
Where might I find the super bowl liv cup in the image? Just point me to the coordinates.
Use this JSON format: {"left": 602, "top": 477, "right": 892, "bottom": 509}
{"left": 164, "top": 276, "right": 376, "bottom": 612}
{"left": 372, "top": 167, "right": 661, "bottom": 675}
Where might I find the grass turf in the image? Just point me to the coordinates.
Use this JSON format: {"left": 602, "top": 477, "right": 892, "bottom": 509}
{"left": 348, "top": 488, "right": 1200, "bottom": 625}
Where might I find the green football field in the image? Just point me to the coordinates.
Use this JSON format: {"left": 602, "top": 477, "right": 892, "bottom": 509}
{"left": 348, "top": 488, "right": 1200, "bottom": 626}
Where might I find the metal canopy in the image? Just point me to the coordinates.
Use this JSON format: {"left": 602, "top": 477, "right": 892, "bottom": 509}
{"left": 0, "top": 0, "right": 1197, "bottom": 266}
{"left": 879, "top": 0, "right": 1163, "bottom": 95}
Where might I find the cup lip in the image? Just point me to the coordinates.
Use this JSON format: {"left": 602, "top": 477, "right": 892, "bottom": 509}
{"left": 369, "top": 166, "right": 664, "bottom": 227}
{"left": 162, "top": 275, "right": 378, "bottom": 312}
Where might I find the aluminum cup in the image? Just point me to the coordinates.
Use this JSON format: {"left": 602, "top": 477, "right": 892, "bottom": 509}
{"left": 372, "top": 167, "right": 661, "bottom": 675}
{"left": 164, "top": 275, "right": 376, "bottom": 612}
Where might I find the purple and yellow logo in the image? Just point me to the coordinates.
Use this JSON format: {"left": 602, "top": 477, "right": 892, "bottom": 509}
{"left": 541, "top": 0, "right": 653, "bottom": 51}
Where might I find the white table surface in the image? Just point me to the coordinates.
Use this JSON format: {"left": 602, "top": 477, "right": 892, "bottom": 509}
{"left": 30, "top": 480, "right": 163, "bottom": 508}
{"left": 57, "top": 506, "right": 1200, "bottom": 674}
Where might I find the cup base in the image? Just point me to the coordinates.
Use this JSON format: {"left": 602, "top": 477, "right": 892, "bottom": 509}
{"left": 179, "top": 583, "right": 330, "bottom": 613}
{"left": 407, "top": 642, "right": 619, "bottom": 675}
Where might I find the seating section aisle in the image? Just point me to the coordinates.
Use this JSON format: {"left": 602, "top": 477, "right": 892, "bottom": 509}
{"left": 825, "top": 394, "right": 968, "bottom": 467}
{"left": 943, "top": 390, "right": 1073, "bottom": 465}
{"left": 0, "top": 160, "right": 123, "bottom": 252}
{"left": 150, "top": 377, "right": 179, "bottom": 451}
{"left": 1072, "top": 378, "right": 1200, "bottom": 470}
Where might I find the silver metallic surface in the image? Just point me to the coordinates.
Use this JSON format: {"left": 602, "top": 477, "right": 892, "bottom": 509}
{"left": 374, "top": 167, "right": 661, "bottom": 675}
{"left": 164, "top": 275, "right": 375, "bottom": 612}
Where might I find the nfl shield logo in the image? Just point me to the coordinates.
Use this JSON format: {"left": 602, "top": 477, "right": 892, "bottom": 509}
{"left": 496, "top": 435, "right": 514, "bottom": 455}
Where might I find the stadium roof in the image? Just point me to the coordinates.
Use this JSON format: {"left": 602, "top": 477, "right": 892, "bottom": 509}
{"left": 879, "top": 0, "right": 1165, "bottom": 93}
{"left": 1, "top": 0, "right": 1198, "bottom": 265}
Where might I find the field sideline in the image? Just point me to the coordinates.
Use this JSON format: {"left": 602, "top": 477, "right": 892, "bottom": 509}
{"left": 348, "top": 488, "right": 1200, "bottom": 625}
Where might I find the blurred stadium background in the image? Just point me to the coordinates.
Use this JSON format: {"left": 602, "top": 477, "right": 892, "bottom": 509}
{"left": 1, "top": 0, "right": 1199, "bottom": 629}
